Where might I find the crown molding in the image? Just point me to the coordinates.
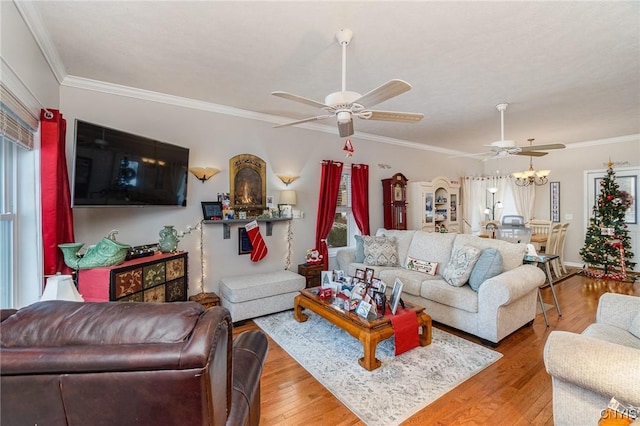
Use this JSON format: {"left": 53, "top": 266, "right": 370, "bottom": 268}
{"left": 14, "top": 1, "right": 67, "bottom": 84}
{"left": 62, "top": 74, "right": 463, "bottom": 155}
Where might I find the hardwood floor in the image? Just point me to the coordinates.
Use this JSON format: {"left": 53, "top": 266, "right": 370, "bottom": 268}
{"left": 233, "top": 273, "right": 639, "bottom": 425}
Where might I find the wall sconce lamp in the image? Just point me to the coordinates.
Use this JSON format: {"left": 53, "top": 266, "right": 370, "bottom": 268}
{"left": 189, "top": 167, "right": 220, "bottom": 183}
{"left": 277, "top": 175, "right": 299, "bottom": 186}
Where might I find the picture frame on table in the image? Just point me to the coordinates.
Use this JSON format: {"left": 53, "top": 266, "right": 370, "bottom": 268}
{"left": 370, "top": 277, "right": 382, "bottom": 291}
{"left": 354, "top": 268, "right": 366, "bottom": 280}
{"left": 355, "top": 299, "right": 372, "bottom": 319}
{"left": 321, "top": 270, "right": 332, "bottom": 287}
{"left": 365, "top": 268, "right": 375, "bottom": 283}
{"left": 390, "top": 278, "right": 404, "bottom": 315}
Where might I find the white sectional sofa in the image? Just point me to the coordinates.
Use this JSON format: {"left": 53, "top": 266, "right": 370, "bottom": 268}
{"left": 336, "top": 229, "right": 546, "bottom": 345}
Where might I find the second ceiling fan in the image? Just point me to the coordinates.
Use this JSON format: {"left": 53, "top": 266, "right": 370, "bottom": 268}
{"left": 480, "top": 103, "right": 565, "bottom": 159}
{"left": 271, "top": 29, "right": 424, "bottom": 137}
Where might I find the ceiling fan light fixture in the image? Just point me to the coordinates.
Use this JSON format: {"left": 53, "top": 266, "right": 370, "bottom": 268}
{"left": 336, "top": 110, "right": 352, "bottom": 124}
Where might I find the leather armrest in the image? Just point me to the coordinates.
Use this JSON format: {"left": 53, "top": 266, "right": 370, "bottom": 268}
{"left": 227, "top": 330, "right": 268, "bottom": 426}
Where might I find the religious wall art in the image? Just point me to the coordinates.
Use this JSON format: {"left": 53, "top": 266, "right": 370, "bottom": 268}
{"left": 229, "top": 154, "right": 267, "bottom": 213}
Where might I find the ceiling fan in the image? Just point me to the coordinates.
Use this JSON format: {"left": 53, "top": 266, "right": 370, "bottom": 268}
{"left": 454, "top": 103, "right": 565, "bottom": 160}
{"left": 271, "top": 29, "right": 424, "bottom": 137}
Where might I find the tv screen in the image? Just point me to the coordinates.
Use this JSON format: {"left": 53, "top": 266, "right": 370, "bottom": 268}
{"left": 72, "top": 120, "right": 189, "bottom": 207}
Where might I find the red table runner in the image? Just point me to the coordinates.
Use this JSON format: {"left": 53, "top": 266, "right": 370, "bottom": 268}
{"left": 387, "top": 306, "right": 419, "bottom": 355}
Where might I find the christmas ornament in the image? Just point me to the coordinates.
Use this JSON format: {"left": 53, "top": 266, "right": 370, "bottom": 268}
{"left": 343, "top": 139, "right": 354, "bottom": 157}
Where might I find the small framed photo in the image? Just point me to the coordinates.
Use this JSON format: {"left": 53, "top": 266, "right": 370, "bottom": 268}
{"left": 370, "top": 277, "right": 382, "bottom": 291}
{"left": 390, "top": 278, "right": 404, "bottom": 315}
{"left": 321, "top": 270, "right": 333, "bottom": 287}
{"left": 201, "top": 201, "right": 223, "bottom": 220}
{"left": 355, "top": 269, "right": 365, "bottom": 280}
{"left": 278, "top": 204, "right": 292, "bottom": 218}
{"left": 238, "top": 228, "right": 253, "bottom": 255}
{"left": 365, "top": 268, "right": 375, "bottom": 283}
{"left": 355, "top": 300, "right": 372, "bottom": 319}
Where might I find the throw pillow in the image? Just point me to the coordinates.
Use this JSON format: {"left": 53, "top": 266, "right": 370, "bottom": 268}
{"left": 363, "top": 236, "right": 398, "bottom": 266}
{"left": 468, "top": 248, "right": 503, "bottom": 292}
{"left": 629, "top": 313, "right": 640, "bottom": 339}
{"left": 406, "top": 256, "right": 438, "bottom": 275}
{"left": 442, "top": 245, "right": 481, "bottom": 287}
{"left": 354, "top": 235, "right": 365, "bottom": 263}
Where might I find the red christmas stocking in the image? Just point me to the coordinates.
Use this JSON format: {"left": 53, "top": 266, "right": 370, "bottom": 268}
{"left": 245, "top": 220, "right": 268, "bottom": 262}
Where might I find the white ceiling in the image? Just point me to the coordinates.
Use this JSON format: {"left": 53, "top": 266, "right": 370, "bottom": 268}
{"left": 19, "top": 1, "right": 640, "bottom": 156}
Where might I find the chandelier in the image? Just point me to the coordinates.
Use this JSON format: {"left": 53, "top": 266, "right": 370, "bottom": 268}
{"left": 512, "top": 157, "right": 550, "bottom": 186}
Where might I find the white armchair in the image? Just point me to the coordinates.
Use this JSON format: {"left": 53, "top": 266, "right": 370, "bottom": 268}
{"left": 543, "top": 293, "right": 640, "bottom": 425}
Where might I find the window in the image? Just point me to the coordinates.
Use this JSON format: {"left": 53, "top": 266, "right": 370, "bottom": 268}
{"left": 0, "top": 84, "right": 41, "bottom": 308}
{"left": 0, "top": 137, "right": 17, "bottom": 308}
{"left": 327, "top": 170, "right": 358, "bottom": 253}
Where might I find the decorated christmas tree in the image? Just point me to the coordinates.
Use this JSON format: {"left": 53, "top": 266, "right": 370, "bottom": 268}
{"left": 580, "top": 162, "right": 636, "bottom": 279}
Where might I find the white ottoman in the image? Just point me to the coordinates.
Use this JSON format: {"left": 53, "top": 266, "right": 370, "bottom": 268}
{"left": 220, "top": 270, "right": 305, "bottom": 322}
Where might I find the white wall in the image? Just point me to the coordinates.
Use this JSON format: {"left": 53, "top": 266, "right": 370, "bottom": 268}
{"left": 61, "top": 86, "right": 482, "bottom": 295}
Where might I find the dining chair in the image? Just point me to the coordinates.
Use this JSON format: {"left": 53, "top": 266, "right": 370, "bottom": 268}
{"left": 557, "top": 223, "right": 570, "bottom": 274}
{"left": 544, "top": 223, "right": 563, "bottom": 277}
{"left": 496, "top": 226, "right": 532, "bottom": 244}
{"left": 501, "top": 215, "right": 525, "bottom": 227}
{"left": 527, "top": 219, "right": 553, "bottom": 252}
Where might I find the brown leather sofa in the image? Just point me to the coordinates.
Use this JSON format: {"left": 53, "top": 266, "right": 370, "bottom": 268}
{"left": 0, "top": 300, "right": 268, "bottom": 426}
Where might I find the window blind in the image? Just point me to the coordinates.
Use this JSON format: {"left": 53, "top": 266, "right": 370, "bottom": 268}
{"left": 0, "top": 84, "right": 37, "bottom": 150}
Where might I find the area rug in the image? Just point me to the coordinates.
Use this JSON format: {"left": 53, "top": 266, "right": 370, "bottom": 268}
{"left": 254, "top": 310, "right": 502, "bottom": 426}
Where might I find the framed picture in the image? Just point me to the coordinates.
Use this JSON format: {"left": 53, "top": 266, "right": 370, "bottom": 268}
{"left": 201, "top": 201, "right": 223, "bottom": 220}
{"left": 365, "top": 268, "right": 375, "bottom": 283}
{"left": 354, "top": 268, "right": 365, "bottom": 280}
{"left": 355, "top": 299, "right": 372, "bottom": 319}
{"left": 278, "top": 204, "right": 292, "bottom": 218}
{"left": 550, "top": 182, "right": 560, "bottom": 222}
{"left": 238, "top": 228, "right": 253, "bottom": 255}
{"left": 230, "top": 154, "right": 266, "bottom": 211}
{"left": 390, "top": 278, "right": 404, "bottom": 315}
{"left": 333, "top": 270, "right": 345, "bottom": 282}
{"left": 321, "top": 270, "right": 332, "bottom": 287}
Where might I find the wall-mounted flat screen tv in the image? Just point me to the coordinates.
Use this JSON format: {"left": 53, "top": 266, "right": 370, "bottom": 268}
{"left": 72, "top": 120, "right": 189, "bottom": 207}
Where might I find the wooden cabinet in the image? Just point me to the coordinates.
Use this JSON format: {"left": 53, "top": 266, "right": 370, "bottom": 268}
{"left": 382, "top": 173, "right": 408, "bottom": 230}
{"left": 78, "top": 252, "right": 188, "bottom": 302}
{"left": 408, "top": 176, "right": 460, "bottom": 233}
{"left": 297, "top": 263, "right": 324, "bottom": 288}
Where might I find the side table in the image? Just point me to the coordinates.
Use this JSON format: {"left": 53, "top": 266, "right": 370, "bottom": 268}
{"left": 297, "top": 263, "right": 324, "bottom": 288}
{"left": 189, "top": 292, "right": 221, "bottom": 309}
{"left": 523, "top": 253, "right": 562, "bottom": 327}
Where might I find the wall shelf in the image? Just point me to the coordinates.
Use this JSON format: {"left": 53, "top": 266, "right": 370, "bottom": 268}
{"left": 203, "top": 217, "right": 291, "bottom": 239}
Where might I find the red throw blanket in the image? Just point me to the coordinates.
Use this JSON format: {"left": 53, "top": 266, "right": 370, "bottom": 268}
{"left": 387, "top": 307, "right": 419, "bottom": 355}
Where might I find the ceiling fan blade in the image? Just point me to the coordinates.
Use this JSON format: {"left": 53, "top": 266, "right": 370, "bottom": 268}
{"left": 272, "top": 91, "right": 329, "bottom": 109}
{"left": 448, "top": 151, "right": 492, "bottom": 159}
{"left": 273, "top": 114, "right": 334, "bottom": 128}
{"left": 353, "top": 80, "right": 412, "bottom": 108}
{"left": 513, "top": 151, "right": 548, "bottom": 157}
{"left": 359, "top": 110, "right": 424, "bottom": 123}
{"left": 338, "top": 120, "right": 354, "bottom": 137}
{"left": 520, "top": 143, "right": 566, "bottom": 152}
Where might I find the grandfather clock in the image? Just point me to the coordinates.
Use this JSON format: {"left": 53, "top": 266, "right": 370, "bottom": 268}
{"left": 382, "top": 173, "right": 408, "bottom": 230}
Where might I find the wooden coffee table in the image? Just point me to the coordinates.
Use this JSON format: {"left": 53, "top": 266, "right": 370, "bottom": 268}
{"left": 293, "top": 287, "right": 432, "bottom": 371}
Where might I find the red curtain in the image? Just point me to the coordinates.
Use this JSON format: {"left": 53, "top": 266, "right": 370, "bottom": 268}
{"left": 40, "top": 109, "right": 75, "bottom": 279}
{"left": 315, "top": 160, "right": 343, "bottom": 270}
{"left": 351, "top": 164, "right": 370, "bottom": 235}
